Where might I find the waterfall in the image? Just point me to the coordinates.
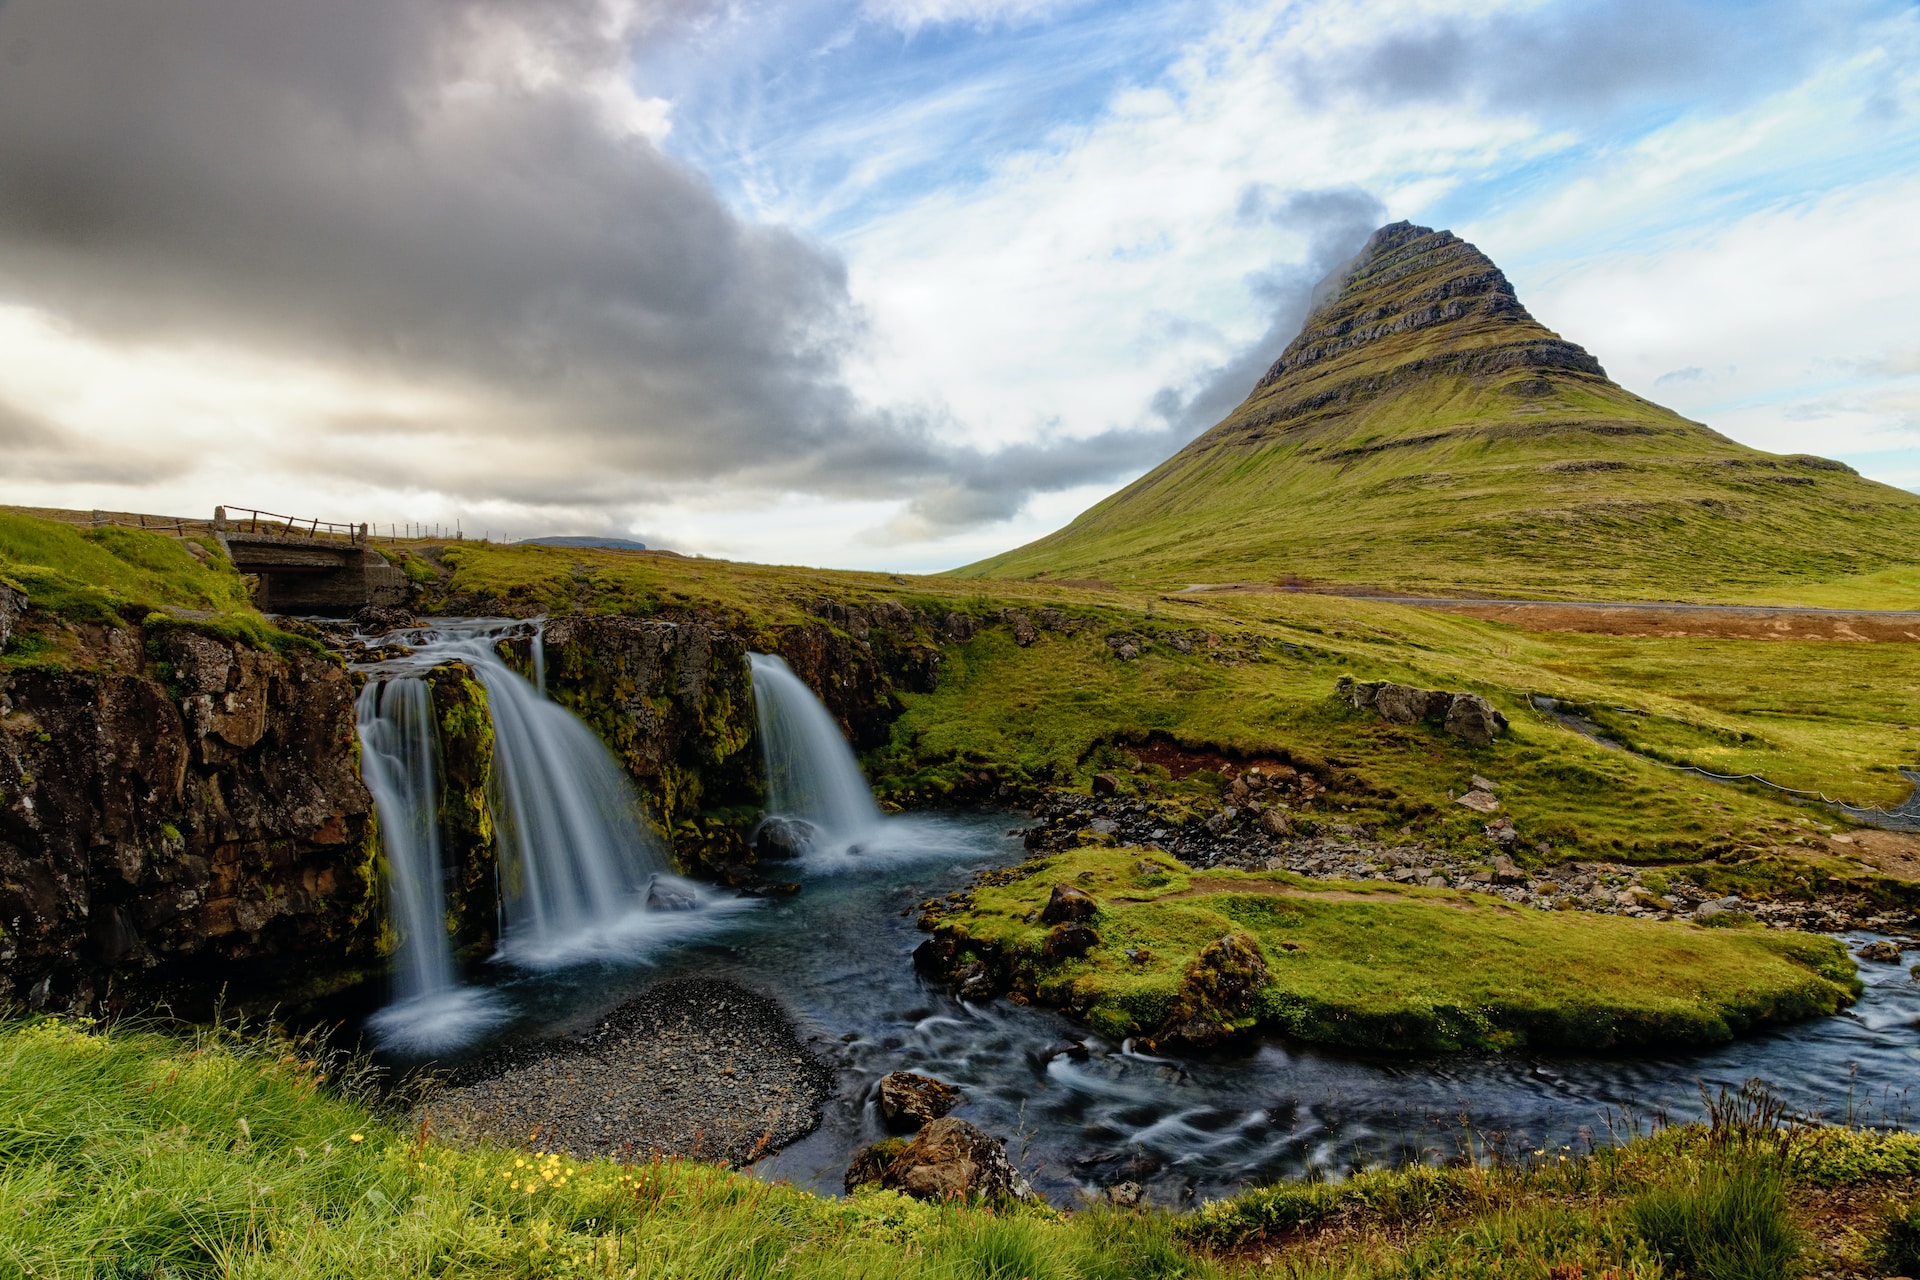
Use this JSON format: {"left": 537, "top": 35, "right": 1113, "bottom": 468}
{"left": 357, "top": 674, "right": 504, "bottom": 1052}
{"left": 749, "top": 653, "right": 882, "bottom": 858}
{"left": 356, "top": 618, "right": 745, "bottom": 1048}
{"left": 357, "top": 678, "right": 455, "bottom": 1002}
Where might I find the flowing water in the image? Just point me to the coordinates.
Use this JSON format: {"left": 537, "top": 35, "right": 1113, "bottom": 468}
{"left": 749, "top": 653, "right": 883, "bottom": 862}
{"left": 362, "top": 625, "right": 1920, "bottom": 1201}
{"left": 374, "top": 811, "right": 1920, "bottom": 1204}
{"left": 354, "top": 619, "right": 748, "bottom": 1051}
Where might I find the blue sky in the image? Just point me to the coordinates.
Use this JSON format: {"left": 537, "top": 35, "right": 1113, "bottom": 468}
{"left": 1, "top": 0, "right": 1917, "bottom": 570}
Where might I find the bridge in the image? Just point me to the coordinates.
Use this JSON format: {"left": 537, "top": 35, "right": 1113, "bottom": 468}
{"left": 214, "top": 507, "right": 410, "bottom": 616}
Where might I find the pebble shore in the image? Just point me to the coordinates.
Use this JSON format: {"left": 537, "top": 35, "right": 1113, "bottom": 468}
{"left": 419, "top": 978, "right": 831, "bottom": 1166}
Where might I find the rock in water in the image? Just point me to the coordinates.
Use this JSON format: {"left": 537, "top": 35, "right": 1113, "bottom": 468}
{"left": 645, "top": 875, "right": 698, "bottom": 911}
{"left": 874, "top": 1117, "right": 1037, "bottom": 1203}
{"left": 752, "top": 815, "right": 819, "bottom": 861}
{"left": 1856, "top": 939, "right": 1903, "bottom": 964}
{"left": 877, "top": 1071, "right": 964, "bottom": 1129}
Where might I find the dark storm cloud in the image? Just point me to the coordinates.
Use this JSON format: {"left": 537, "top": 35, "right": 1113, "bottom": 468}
{"left": 0, "top": 0, "right": 1150, "bottom": 531}
{"left": 1296, "top": 0, "right": 1842, "bottom": 118}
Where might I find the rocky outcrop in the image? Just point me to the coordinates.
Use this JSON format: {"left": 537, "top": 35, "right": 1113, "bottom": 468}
{"left": 0, "top": 616, "right": 377, "bottom": 1014}
{"left": 0, "top": 582, "right": 24, "bottom": 653}
{"left": 1338, "top": 678, "right": 1509, "bottom": 745}
{"left": 853, "top": 1116, "right": 1036, "bottom": 1203}
{"left": 425, "top": 662, "right": 497, "bottom": 957}
{"left": 877, "top": 1070, "right": 963, "bottom": 1130}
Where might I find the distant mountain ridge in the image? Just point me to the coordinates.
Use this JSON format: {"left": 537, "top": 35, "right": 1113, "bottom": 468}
{"left": 961, "top": 222, "right": 1920, "bottom": 600}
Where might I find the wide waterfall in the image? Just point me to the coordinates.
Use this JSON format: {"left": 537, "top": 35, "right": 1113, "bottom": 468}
{"left": 749, "top": 653, "right": 882, "bottom": 860}
{"left": 356, "top": 618, "right": 739, "bottom": 1048}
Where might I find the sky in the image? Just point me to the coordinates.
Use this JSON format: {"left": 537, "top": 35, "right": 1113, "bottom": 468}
{"left": 0, "top": 0, "right": 1917, "bottom": 571}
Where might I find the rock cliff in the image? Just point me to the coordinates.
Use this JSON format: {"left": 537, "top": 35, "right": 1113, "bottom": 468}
{"left": 0, "top": 608, "right": 378, "bottom": 1014}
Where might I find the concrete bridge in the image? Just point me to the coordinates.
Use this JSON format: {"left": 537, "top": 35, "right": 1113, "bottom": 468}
{"left": 214, "top": 507, "right": 409, "bottom": 616}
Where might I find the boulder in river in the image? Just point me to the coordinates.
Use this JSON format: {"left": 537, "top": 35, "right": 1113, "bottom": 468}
{"left": 871, "top": 1116, "right": 1037, "bottom": 1203}
{"left": 877, "top": 1071, "right": 964, "bottom": 1129}
{"left": 1856, "top": 939, "right": 1903, "bottom": 964}
{"left": 753, "top": 815, "right": 819, "bottom": 861}
{"left": 645, "top": 875, "right": 698, "bottom": 911}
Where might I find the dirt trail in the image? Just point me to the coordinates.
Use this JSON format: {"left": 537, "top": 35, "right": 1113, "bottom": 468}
{"left": 1174, "top": 583, "right": 1920, "bottom": 641}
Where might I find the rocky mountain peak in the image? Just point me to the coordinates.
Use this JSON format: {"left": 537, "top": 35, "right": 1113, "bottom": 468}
{"left": 1253, "top": 220, "right": 1606, "bottom": 393}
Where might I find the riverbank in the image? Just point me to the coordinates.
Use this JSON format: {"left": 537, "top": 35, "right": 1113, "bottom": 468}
{"left": 7, "top": 1013, "right": 1920, "bottom": 1278}
{"left": 418, "top": 978, "right": 830, "bottom": 1166}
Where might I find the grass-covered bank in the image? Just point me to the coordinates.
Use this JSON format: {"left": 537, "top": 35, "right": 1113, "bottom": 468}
{"left": 919, "top": 846, "right": 1861, "bottom": 1053}
{"left": 7, "top": 1015, "right": 1920, "bottom": 1278}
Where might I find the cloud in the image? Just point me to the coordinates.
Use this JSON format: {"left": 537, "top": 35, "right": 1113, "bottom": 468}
{"left": 861, "top": 0, "right": 1082, "bottom": 32}
{"left": 0, "top": 396, "right": 186, "bottom": 485}
{"left": 1296, "top": 0, "right": 1845, "bottom": 119}
{"left": 0, "top": 0, "right": 1166, "bottom": 539}
{"left": 1654, "top": 366, "right": 1706, "bottom": 385}
{"left": 1147, "top": 186, "right": 1385, "bottom": 439}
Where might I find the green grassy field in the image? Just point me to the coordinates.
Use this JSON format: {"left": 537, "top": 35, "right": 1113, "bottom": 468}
{"left": 927, "top": 845, "right": 1859, "bottom": 1053}
{"left": 959, "top": 227, "right": 1920, "bottom": 604}
{"left": 6, "top": 1015, "right": 1918, "bottom": 1278}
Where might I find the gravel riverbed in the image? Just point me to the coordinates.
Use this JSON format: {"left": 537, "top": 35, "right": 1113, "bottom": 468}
{"left": 419, "top": 978, "right": 831, "bottom": 1166}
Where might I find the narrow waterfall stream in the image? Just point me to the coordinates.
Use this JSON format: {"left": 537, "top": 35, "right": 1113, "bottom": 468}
{"left": 748, "top": 653, "right": 883, "bottom": 864}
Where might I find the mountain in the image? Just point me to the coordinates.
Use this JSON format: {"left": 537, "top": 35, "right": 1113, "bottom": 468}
{"left": 960, "top": 222, "right": 1920, "bottom": 599}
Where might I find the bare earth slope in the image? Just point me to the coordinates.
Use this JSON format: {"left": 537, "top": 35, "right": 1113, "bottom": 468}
{"left": 961, "top": 222, "right": 1920, "bottom": 600}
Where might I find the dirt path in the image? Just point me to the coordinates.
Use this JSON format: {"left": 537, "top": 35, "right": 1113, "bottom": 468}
{"left": 1174, "top": 583, "right": 1920, "bottom": 641}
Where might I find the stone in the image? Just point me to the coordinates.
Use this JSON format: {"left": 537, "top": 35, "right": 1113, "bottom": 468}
{"left": 1105, "top": 1181, "right": 1143, "bottom": 1207}
{"left": 1260, "top": 809, "right": 1291, "bottom": 838}
{"left": 645, "top": 875, "right": 698, "bottom": 912}
{"left": 1694, "top": 896, "right": 1745, "bottom": 922}
{"left": 0, "top": 581, "right": 25, "bottom": 653}
{"left": 941, "top": 612, "right": 977, "bottom": 643}
{"left": 1106, "top": 634, "right": 1143, "bottom": 661}
{"left": 1039, "top": 884, "right": 1098, "bottom": 925}
{"left": 1089, "top": 818, "right": 1118, "bottom": 836}
{"left": 1456, "top": 789, "right": 1500, "bottom": 813}
{"left": 1159, "top": 931, "right": 1268, "bottom": 1048}
{"left": 1091, "top": 772, "right": 1119, "bottom": 797}
{"left": 1444, "top": 694, "right": 1509, "bottom": 745}
{"left": 1470, "top": 775, "right": 1496, "bottom": 793}
{"left": 1856, "top": 939, "right": 1903, "bottom": 964}
{"left": 1374, "top": 682, "right": 1448, "bottom": 724}
{"left": 877, "top": 1071, "right": 964, "bottom": 1129}
{"left": 1003, "top": 611, "right": 1039, "bottom": 647}
{"left": 1491, "top": 853, "right": 1525, "bottom": 884}
{"left": 752, "top": 815, "right": 818, "bottom": 861}
{"left": 844, "top": 1138, "right": 910, "bottom": 1191}
{"left": 876, "top": 1116, "right": 1036, "bottom": 1203}
{"left": 1043, "top": 921, "right": 1100, "bottom": 959}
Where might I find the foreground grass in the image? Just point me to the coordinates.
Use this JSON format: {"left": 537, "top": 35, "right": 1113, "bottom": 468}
{"left": 8, "top": 1016, "right": 1920, "bottom": 1278}
{"left": 929, "top": 845, "right": 1860, "bottom": 1052}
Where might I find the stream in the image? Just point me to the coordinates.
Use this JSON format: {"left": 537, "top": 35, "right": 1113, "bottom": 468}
{"left": 386, "top": 810, "right": 1920, "bottom": 1206}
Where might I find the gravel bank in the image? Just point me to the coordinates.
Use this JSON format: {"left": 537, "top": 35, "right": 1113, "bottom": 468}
{"left": 420, "top": 978, "right": 830, "bottom": 1166}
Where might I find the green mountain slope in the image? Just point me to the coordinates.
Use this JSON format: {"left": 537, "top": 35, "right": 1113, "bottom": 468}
{"left": 962, "top": 222, "right": 1920, "bottom": 600}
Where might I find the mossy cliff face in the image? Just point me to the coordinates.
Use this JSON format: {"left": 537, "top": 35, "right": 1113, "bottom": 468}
{"left": 499, "top": 616, "right": 761, "bottom": 875}
{"left": 425, "top": 662, "right": 496, "bottom": 958}
{"left": 0, "top": 612, "right": 377, "bottom": 1014}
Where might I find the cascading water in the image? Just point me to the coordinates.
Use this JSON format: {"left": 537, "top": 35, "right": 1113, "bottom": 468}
{"left": 357, "top": 674, "right": 505, "bottom": 1051}
{"left": 356, "top": 618, "right": 745, "bottom": 1047}
{"left": 749, "top": 653, "right": 882, "bottom": 861}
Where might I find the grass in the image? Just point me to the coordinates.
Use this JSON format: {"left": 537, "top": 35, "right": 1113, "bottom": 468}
{"left": 928, "top": 844, "right": 1860, "bottom": 1052}
{"left": 0, "top": 511, "right": 299, "bottom": 663}
{"left": 1627, "top": 1160, "right": 1804, "bottom": 1280}
{"left": 956, "top": 231, "right": 1920, "bottom": 604}
{"left": 9, "top": 1015, "right": 1918, "bottom": 1278}
{"left": 401, "top": 538, "right": 1920, "bottom": 883}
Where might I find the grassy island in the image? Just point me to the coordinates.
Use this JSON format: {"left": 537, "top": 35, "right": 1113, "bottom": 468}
{"left": 922, "top": 846, "right": 1862, "bottom": 1053}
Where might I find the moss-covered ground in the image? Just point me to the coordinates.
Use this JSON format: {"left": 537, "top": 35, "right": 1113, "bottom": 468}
{"left": 7, "top": 1015, "right": 1919, "bottom": 1277}
{"left": 0, "top": 510, "right": 301, "bottom": 665}
{"left": 927, "top": 845, "right": 1859, "bottom": 1053}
